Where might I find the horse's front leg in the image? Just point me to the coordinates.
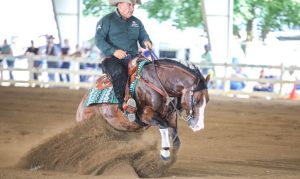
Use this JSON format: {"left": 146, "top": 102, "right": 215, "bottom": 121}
{"left": 169, "top": 127, "right": 181, "bottom": 151}
{"left": 149, "top": 117, "right": 171, "bottom": 160}
{"left": 159, "top": 127, "right": 171, "bottom": 160}
{"left": 140, "top": 107, "right": 171, "bottom": 160}
{"left": 166, "top": 113, "right": 181, "bottom": 152}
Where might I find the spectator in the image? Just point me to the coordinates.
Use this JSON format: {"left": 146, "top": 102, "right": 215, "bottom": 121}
{"left": 253, "top": 69, "right": 274, "bottom": 92}
{"left": 85, "top": 44, "right": 101, "bottom": 81}
{"left": 282, "top": 67, "right": 298, "bottom": 95}
{"left": 71, "top": 44, "right": 86, "bottom": 82}
{"left": 71, "top": 44, "right": 83, "bottom": 57}
{"left": 0, "top": 39, "right": 14, "bottom": 80}
{"left": 230, "top": 68, "right": 247, "bottom": 90}
{"left": 44, "top": 35, "right": 60, "bottom": 82}
{"left": 59, "top": 39, "right": 71, "bottom": 82}
{"left": 200, "top": 44, "right": 214, "bottom": 76}
{"left": 25, "top": 40, "right": 39, "bottom": 55}
{"left": 25, "top": 40, "right": 40, "bottom": 81}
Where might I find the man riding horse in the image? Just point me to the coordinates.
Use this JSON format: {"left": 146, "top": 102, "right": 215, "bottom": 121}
{"left": 95, "top": 0, "right": 152, "bottom": 122}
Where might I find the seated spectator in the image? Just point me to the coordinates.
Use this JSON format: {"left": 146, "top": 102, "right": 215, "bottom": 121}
{"left": 230, "top": 68, "right": 247, "bottom": 90}
{"left": 253, "top": 69, "right": 274, "bottom": 92}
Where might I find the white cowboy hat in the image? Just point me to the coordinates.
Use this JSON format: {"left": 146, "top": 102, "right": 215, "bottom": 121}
{"left": 109, "top": 0, "right": 142, "bottom": 6}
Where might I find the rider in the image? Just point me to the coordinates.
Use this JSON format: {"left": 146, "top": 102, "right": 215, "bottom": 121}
{"left": 95, "top": 0, "right": 152, "bottom": 121}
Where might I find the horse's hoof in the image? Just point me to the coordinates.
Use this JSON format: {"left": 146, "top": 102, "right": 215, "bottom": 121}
{"left": 160, "top": 149, "right": 170, "bottom": 160}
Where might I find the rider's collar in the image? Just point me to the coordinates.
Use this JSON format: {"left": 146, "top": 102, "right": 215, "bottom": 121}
{"left": 115, "top": 9, "right": 122, "bottom": 19}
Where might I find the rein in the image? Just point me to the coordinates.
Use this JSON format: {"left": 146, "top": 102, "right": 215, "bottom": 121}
{"left": 145, "top": 51, "right": 206, "bottom": 128}
{"left": 148, "top": 50, "right": 183, "bottom": 130}
{"left": 140, "top": 77, "right": 167, "bottom": 97}
{"left": 148, "top": 50, "right": 178, "bottom": 109}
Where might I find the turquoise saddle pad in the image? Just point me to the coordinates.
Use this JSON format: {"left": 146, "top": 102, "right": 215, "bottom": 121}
{"left": 84, "top": 60, "right": 149, "bottom": 107}
{"left": 84, "top": 87, "right": 119, "bottom": 107}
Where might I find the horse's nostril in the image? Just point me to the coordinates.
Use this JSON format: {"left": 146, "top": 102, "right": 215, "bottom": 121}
{"left": 188, "top": 118, "right": 195, "bottom": 128}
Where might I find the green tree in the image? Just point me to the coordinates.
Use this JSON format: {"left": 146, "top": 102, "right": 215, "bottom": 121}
{"left": 82, "top": 0, "right": 113, "bottom": 17}
{"left": 141, "top": 0, "right": 203, "bottom": 29}
{"left": 82, "top": 0, "right": 203, "bottom": 29}
{"left": 234, "top": 0, "right": 300, "bottom": 41}
{"left": 82, "top": 0, "right": 300, "bottom": 41}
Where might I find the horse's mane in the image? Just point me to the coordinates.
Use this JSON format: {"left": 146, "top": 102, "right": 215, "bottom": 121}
{"left": 154, "top": 58, "right": 205, "bottom": 80}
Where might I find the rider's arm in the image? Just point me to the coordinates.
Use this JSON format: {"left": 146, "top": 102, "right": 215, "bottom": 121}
{"left": 95, "top": 15, "right": 116, "bottom": 57}
{"left": 137, "top": 19, "right": 152, "bottom": 49}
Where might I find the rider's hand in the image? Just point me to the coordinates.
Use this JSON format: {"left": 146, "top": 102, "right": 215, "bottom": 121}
{"left": 143, "top": 40, "right": 152, "bottom": 50}
{"left": 113, "top": 49, "right": 127, "bottom": 59}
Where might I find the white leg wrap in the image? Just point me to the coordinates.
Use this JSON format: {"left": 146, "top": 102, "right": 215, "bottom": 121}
{"left": 159, "top": 128, "right": 170, "bottom": 148}
{"left": 160, "top": 149, "right": 170, "bottom": 159}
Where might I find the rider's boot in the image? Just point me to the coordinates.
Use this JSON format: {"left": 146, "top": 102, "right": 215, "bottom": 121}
{"left": 122, "top": 98, "right": 137, "bottom": 122}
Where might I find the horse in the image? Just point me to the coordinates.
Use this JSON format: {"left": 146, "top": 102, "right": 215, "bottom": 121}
{"left": 76, "top": 57, "right": 210, "bottom": 160}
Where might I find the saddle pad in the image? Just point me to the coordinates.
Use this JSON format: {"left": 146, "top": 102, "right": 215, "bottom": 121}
{"left": 84, "top": 59, "right": 150, "bottom": 107}
{"left": 84, "top": 86, "right": 119, "bottom": 107}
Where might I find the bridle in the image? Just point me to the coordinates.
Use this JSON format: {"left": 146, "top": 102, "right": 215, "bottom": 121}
{"left": 147, "top": 49, "right": 207, "bottom": 126}
{"left": 186, "top": 80, "right": 207, "bottom": 124}
{"left": 186, "top": 86, "right": 196, "bottom": 122}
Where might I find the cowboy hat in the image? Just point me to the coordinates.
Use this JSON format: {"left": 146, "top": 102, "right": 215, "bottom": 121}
{"left": 109, "top": 0, "right": 142, "bottom": 6}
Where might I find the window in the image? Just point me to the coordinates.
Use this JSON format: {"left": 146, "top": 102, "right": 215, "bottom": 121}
{"left": 159, "top": 50, "right": 177, "bottom": 58}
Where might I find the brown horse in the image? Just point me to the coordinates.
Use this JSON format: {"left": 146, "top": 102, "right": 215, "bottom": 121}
{"left": 76, "top": 58, "right": 210, "bottom": 160}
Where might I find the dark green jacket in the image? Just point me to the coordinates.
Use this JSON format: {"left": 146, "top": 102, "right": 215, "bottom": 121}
{"left": 95, "top": 10, "right": 151, "bottom": 57}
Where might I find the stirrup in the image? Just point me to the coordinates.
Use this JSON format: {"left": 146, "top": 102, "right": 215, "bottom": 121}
{"left": 123, "top": 98, "right": 137, "bottom": 113}
{"left": 127, "top": 98, "right": 137, "bottom": 108}
{"left": 122, "top": 98, "right": 137, "bottom": 122}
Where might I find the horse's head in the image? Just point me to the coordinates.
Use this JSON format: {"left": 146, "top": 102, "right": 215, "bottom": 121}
{"left": 181, "top": 73, "right": 210, "bottom": 132}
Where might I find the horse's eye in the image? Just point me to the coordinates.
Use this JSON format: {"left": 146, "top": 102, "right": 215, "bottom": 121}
{"left": 193, "top": 99, "right": 199, "bottom": 105}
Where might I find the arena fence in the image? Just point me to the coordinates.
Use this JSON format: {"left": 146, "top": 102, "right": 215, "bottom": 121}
{"left": 0, "top": 55, "right": 299, "bottom": 100}
{"left": 192, "top": 61, "right": 300, "bottom": 99}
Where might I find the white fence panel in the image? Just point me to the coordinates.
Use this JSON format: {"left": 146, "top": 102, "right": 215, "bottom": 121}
{"left": 1, "top": 55, "right": 299, "bottom": 100}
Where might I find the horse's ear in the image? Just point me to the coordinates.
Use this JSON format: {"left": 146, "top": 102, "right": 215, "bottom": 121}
{"left": 205, "top": 74, "right": 211, "bottom": 83}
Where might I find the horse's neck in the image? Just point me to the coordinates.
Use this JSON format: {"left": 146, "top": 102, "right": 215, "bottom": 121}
{"left": 157, "top": 64, "right": 196, "bottom": 96}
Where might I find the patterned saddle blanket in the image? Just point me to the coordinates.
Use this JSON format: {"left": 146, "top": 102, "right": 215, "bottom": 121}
{"left": 84, "top": 59, "right": 149, "bottom": 107}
